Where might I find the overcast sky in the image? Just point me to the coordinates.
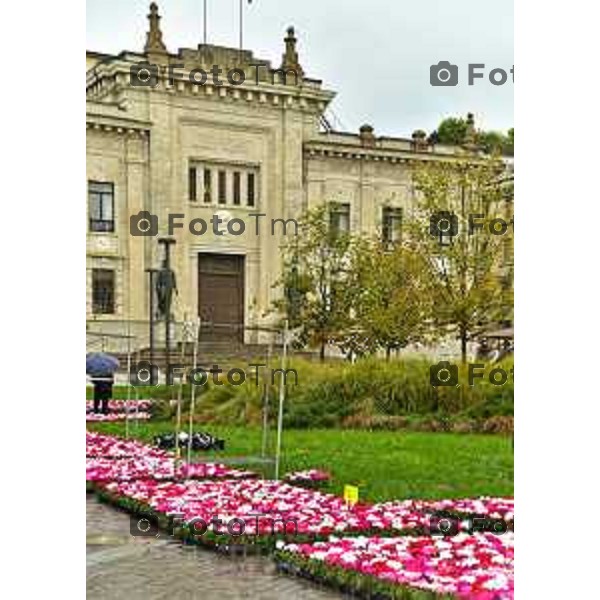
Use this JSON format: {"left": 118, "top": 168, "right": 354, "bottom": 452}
{"left": 87, "top": 0, "right": 513, "bottom": 138}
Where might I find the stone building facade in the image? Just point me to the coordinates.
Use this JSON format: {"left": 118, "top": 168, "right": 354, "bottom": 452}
{"left": 86, "top": 3, "right": 478, "bottom": 352}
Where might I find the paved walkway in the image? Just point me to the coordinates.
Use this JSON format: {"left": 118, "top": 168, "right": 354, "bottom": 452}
{"left": 87, "top": 495, "right": 340, "bottom": 600}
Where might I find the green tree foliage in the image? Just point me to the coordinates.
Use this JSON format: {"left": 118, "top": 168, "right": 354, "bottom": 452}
{"left": 410, "top": 158, "right": 514, "bottom": 362}
{"left": 341, "top": 240, "right": 438, "bottom": 359}
{"left": 436, "top": 117, "right": 514, "bottom": 156}
{"left": 505, "top": 128, "right": 514, "bottom": 156}
{"left": 275, "top": 161, "right": 513, "bottom": 363}
{"left": 277, "top": 205, "right": 355, "bottom": 361}
{"left": 437, "top": 117, "right": 469, "bottom": 145}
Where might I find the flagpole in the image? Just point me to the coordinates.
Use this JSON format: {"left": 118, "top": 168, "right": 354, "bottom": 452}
{"left": 239, "top": 0, "right": 243, "bottom": 51}
{"left": 203, "top": 0, "right": 207, "bottom": 44}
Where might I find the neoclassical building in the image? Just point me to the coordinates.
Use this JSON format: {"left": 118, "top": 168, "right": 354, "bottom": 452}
{"left": 86, "top": 3, "right": 479, "bottom": 351}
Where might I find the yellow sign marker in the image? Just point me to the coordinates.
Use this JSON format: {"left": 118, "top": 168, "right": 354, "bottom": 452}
{"left": 344, "top": 485, "right": 359, "bottom": 506}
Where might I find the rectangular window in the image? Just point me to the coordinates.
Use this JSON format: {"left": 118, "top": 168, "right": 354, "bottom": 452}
{"left": 382, "top": 207, "right": 402, "bottom": 246}
{"left": 92, "top": 269, "right": 115, "bottom": 314}
{"left": 247, "top": 173, "right": 255, "bottom": 207}
{"left": 88, "top": 181, "right": 114, "bottom": 232}
{"left": 189, "top": 166, "right": 197, "bottom": 201}
{"left": 203, "top": 169, "right": 212, "bottom": 203}
{"left": 233, "top": 172, "right": 241, "bottom": 206}
{"left": 329, "top": 203, "right": 350, "bottom": 235}
{"left": 218, "top": 170, "right": 227, "bottom": 204}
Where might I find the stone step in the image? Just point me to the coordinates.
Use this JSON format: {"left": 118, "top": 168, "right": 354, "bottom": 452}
{"left": 112, "top": 346, "right": 317, "bottom": 371}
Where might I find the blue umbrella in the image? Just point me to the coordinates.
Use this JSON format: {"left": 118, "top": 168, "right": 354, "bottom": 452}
{"left": 86, "top": 352, "right": 120, "bottom": 377}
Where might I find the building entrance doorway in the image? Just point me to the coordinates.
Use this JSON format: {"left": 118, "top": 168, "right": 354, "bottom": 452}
{"left": 198, "top": 254, "right": 245, "bottom": 342}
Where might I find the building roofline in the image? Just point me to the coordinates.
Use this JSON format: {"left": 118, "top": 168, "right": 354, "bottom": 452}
{"left": 307, "top": 131, "right": 469, "bottom": 158}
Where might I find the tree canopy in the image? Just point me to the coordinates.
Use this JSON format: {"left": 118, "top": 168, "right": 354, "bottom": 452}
{"left": 435, "top": 117, "right": 513, "bottom": 156}
{"left": 275, "top": 161, "right": 513, "bottom": 362}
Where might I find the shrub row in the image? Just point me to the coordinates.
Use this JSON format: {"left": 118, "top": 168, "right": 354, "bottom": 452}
{"left": 106, "top": 357, "right": 513, "bottom": 430}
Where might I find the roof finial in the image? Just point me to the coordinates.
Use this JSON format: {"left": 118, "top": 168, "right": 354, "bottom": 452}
{"left": 280, "top": 26, "right": 304, "bottom": 80}
{"left": 144, "top": 2, "right": 168, "bottom": 57}
{"left": 359, "top": 124, "right": 376, "bottom": 147}
{"left": 463, "top": 112, "right": 478, "bottom": 152}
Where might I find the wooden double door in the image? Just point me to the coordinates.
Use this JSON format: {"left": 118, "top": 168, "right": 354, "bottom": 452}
{"left": 198, "top": 254, "right": 245, "bottom": 341}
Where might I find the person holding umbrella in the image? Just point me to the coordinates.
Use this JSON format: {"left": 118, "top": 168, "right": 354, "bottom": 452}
{"left": 86, "top": 352, "right": 120, "bottom": 414}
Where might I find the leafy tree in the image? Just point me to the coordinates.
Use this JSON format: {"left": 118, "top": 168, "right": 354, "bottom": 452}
{"left": 435, "top": 117, "right": 514, "bottom": 157}
{"left": 478, "top": 131, "right": 506, "bottom": 155}
{"left": 437, "top": 117, "right": 469, "bottom": 145}
{"left": 504, "top": 128, "right": 514, "bottom": 156}
{"left": 342, "top": 240, "right": 438, "bottom": 360}
{"left": 277, "top": 205, "right": 355, "bottom": 361}
{"left": 409, "top": 158, "right": 514, "bottom": 362}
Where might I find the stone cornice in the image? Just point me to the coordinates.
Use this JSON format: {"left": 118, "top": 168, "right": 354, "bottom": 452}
{"left": 86, "top": 99, "right": 152, "bottom": 134}
{"left": 86, "top": 53, "right": 335, "bottom": 115}
{"left": 303, "top": 136, "right": 480, "bottom": 164}
{"left": 86, "top": 114, "right": 151, "bottom": 137}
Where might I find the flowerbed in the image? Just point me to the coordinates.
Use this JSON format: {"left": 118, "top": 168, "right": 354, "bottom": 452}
{"left": 275, "top": 532, "right": 514, "bottom": 599}
{"left": 86, "top": 399, "right": 153, "bottom": 414}
{"left": 86, "top": 412, "right": 151, "bottom": 422}
{"left": 422, "top": 497, "right": 514, "bottom": 523}
{"left": 96, "top": 478, "right": 431, "bottom": 549}
{"left": 284, "top": 469, "right": 331, "bottom": 488}
{"left": 85, "top": 431, "right": 514, "bottom": 597}
{"left": 373, "top": 497, "right": 514, "bottom": 532}
{"left": 86, "top": 457, "right": 257, "bottom": 483}
{"left": 86, "top": 432, "right": 170, "bottom": 459}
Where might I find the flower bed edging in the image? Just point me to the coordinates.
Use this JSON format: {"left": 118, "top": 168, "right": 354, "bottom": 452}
{"left": 274, "top": 550, "right": 455, "bottom": 600}
{"left": 275, "top": 533, "right": 513, "bottom": 600}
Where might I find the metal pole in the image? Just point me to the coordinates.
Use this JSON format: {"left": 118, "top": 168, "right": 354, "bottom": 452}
{"left": 134, "top": 348, "right": 140, "bottom": 430}
{"left": 125, "top": 349, "right": 131, "bottom": 439}
{"left": 187, "top": 318, "right": 201, "bottom": 470}
{"left": 261, "top": 343, "right": 271, "bottom": 458}
{"left": 125, "top": 244, "right": 133, "bottom": 439}
{"left": 165, "top": 293, "right": 170, "bottom": 374}
{"left": 239, "top": 0, "right": 243, "bottom": 50}
{"left": 203, "top": 0, "right": 207, "bottom": 44}
{"left": 175, "top": 316, "right": 187, "bottom": 462}
{"left": 146, "top": 269, "right": 157, "bottom": 367}
{"left": 274, "top": 320, "right": 288, "bottom": 480}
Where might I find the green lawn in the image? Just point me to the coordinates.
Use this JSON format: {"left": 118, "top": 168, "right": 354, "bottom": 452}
{"left": 88, "top": 421, "right": 513, "bottom": 502}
